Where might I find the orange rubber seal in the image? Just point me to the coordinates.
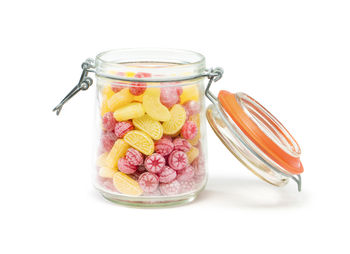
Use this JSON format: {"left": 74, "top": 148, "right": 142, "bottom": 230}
{"left": 218, "top": 90, "right": 303, "bottom": 175}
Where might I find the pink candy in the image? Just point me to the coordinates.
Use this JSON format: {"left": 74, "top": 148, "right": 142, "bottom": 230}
{"left": 101, "top": 131, "right": 117, "bottom": 152}
{"left": 179, "top": 179, "right": 196, "bottom": 193}
{"left": 181, "top": 121, "right": 198, "bottom": 140}
{"left": 183, "top": 100, "right": 200, "bottom": 117}
{"left": 159, "top": 166, "right": 177, "bottom": 183}
{"left": 138, "top": 172, "right": 159, "bottom": 193}
{"left": 168, "top": 150, "right": 188, "bottom": 171}
{"left": 114, "top": 121, "right": 134, "bottom": 138}
{"left": 173, "top": 138, "right": 191, "bottom": 152}
{"left": 160, "top": 87, "right": 179, "bottom": 108}
{"left": 192, "top": 155, "right": 205, "bottom": 176}
{"left": 176, "top": 165, "right": 195, "bottom": 181}
{"left": 102, "top": 112, "right": 117, "bottom": 132}
{"left": 129, "top": 83, "right": 146, "bottom": 96}
{"left": 118, "top": 157, "right": 137, "bottom": 174}
{"left": 159, "top": 180, "right": 181, "bottom": 195}
{"left": 125, "top": 148, "right": 143, "bottom": 166}
{"left": 154, "top": 138, "right": 174, "bottom": 156}
{"left": 144, "top": 153, "right": 166, "bottom": 174}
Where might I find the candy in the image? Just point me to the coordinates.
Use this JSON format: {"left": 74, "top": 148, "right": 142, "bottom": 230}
{"left": 105, "top": 139, "right": 130, "bottom": 169}
{"left": 99, "top": 167, "right": 118, "bottom": 178}
{"left": 124, "top": 130, "right": 154, "bottom": 155}
{"left": 188, "top": 130, "right": 201, "bottom": 146}
{"left": 180, "top": 85, "right": 199, "bottom": 104}
{"left": 101, "top": 98, "right": 110, "bottom": 117}
{"left": 102, "top": 85, "right": 115, "bottom": 99}
{"left": 160, "top": 87, "right": 179, "bottom": 108}
{"left": 189, "top": 114, "right": 200, "bottom": 128}
{"left": 154, "top": 138, "right": 174, "bottom": 156}
{"left": 125, "top": 148, "right": 144, "bottom": 166}
{"left": 138, "top": 172, "right": 159, "bottom": 193}
{"left": 101, "top": 131, "right": 117, "bottom": 152}
{"left": 176, "top": 86, "right": 183, "bottom": 96}
{"left": 118, "top": 157, "right": 137, "bottom": 174}
{"left": 159, "top": 180, "right": 181, "bottom": 195}
{"left": 99, "top": 177, "right": 118, "bottom": 192}
{"left": 168, "top": 150, "right": 188, "bottom": 171}
{"left": 144, "top": 153, "right": 166, "bottom": 174}
{"left": 176, "top": 165, "right": 195, "bottom": 181}
{"left": 129, "top": 83, "right": 146, "bottom": 96}
{"left": 162, "top": 104, "right": 186, "bottom": 135}
{"left": 114, "top": 121, "right": 134, "bottom": 138}
{"left": 186, "top": 146, "right": 199, "bottom": 164}
{"left": 158, "top": 166, "right": 177, "bottom": 183}
{"left": 173, "top": 138, "right": 191, "bottom": 152}
{"left": 133, "top": 114, "right": 163, "bottom": 140}
{"left": 108, "top": 88, "right": 133, "bottom": 111}
{"left": 181, "top": 121, "right": 198, "bottom": 140}
{"left": 133, "top": 94, "right": 144, "bottom": 102}
{"left": 113, "top": 102, "right": 145, "bottom": 121}
{"left": 111, "top": 84, "right": 123, "bottom": 93}
{"left": 113, "top": 172, "right": 143, "bottom": 196}
{"left": 97, "top": 152, "right": 109, "bottom": 168}
{"left": 142, "top": 88, "right": 171, "bottom": 121}
{"left": 179, "top": 179, "right": 196, "bottom": 193}
{"left": 102, "top": 112, "right": 117, "bottom": 132}
{"left": 137, "top": 164, "right": 147, "bottom": 172}
{"left": 192, "top": 155, "right": 205, "bottom": 176}
{"left": 183, "top": 100, "right": 200, "bottom": 116}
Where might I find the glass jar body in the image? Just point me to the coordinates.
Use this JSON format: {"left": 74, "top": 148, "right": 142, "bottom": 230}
{"left": 93, "top": 49, "right": 208, "bottom": 207}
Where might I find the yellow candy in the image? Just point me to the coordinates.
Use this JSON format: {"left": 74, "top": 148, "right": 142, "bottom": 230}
{"left": 188, "top": 130, "right": 201, "bottom": 146}
{"left": 99, "top": 167, "right": 118, "bottom": 178}
{"left": 97, "top": 152, "right": 109, "bottom": 167}
{"left": 105, "top": 139, "right": 130, "bottom": 169}
{"left": 186, "top": 146, "right": 199, "bottom": 164}
{"left": 133, "top": 93, "right": 144, "bottom": 102}
{"left": 125, "top": 72, "right": 135, "bottom": 77}
{"left": 100, "top": 98, "right": 110, "bottom": 117}
{"left": 189, "top": 114, "right": 200, "bottom": 128}
{"left": 124, "top": 130, "right": 154, "bottom": 155}
{"left": 102, "top": 85, "right": 115, "bottom": 99}
{"left": 133, "top": 114, "right": 163, "bottom": 140}
{"left": 113, "top": 172, "right": 143, "bottom": 196}
{"left": 108, "top": 88, "right": 133, "bottom": 112}
{"left": 113, "top": 102, "right": 145, "bottom": 121}
{"left": 162, "top": 104, "right": 186, "bottom": 135}
{"left": 180, "top": 85, "right": 199, "bottom": 104}
{"left": 142, "top": 88, "right": 171, "bottom": 122}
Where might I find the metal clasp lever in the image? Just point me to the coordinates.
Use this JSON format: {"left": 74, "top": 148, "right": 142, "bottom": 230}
{"left": 53, "top": 59, "right": 95, "bottom": 115}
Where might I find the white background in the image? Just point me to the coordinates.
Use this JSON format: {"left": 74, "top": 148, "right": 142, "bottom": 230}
{"left": 1, "top": 0, "right": 349, "bottom": 253}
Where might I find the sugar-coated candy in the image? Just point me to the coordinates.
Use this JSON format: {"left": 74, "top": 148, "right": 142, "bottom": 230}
{"left": 183, "top": 100, "right": 200, "bottom": 117}
{"left": 125, "top": 148, "right": 143, "bottom": 166}
{"left": 137, "top": 164, "right": 147, "bottom": 172}
{"left": 168, "top": 150, "right": 188, "bottom": 171}
{"left": 180, "top": 85, "right": 199, "bottom": 104}
{"left": 179, "top": 179, "right": 196, "bottom": 193}
{"left": 114, "top": 121, "right": 134, "bottom": 139}
{"left": 142, "top": 88, "right": 171, "bottom": 122}
{"left": 162, "top": 104, "right": 186, "bottom": 135}
{"left": 97, "top": 152, "right": 109, "bottom": 168}
{"left": 102, "top": 85, "right": 115, "bottom": 99}
{"left": 123, "top": 130, "right": 154, "bottom": 155}
{"left": 105, "top": 139, "right": 130, "bottom": 169}
{"left": 181, "top": 121, "right": 198, "bottom": 140}
{"left": 113, "top": 102, "right": 145, "bottom": 121}
{"left": 101, "top": 98, "right": 110, "bottom": 117}
{"left": 138, "top": 172, "right": 159, "bottom": 193}
{"left": 118, "top": 157, "right": 137, "bottom": 174}
{"left": 154, "top": 138, "right": 174, "bottom": 156}
{"left": 192, "top": 155, "right": 205, "bottom": 176}
{"left": 160, "top": 87, "right": 179, "bottom": 108}
{"left": 173, "top": 138, "right": 191, "bottom": 152}
{"left": 159, "top": 180, "right": 181, "bottom": 195}
{"left": 176, "top": 165, "right": 195, "bottom": 181}
{"left": 101, "top": 131, "right": 117, "bottom": 152}
{"left": 111, "top": 84, "right": 123, "bottom": 93}
{"left": 129, "top": 83, "right": 146, "bottom": 96}
{"left": 99, "top": 167, "right": 118, "bottom": 178}
{"left": 144, "top": 153, "right": 166, "bottom": 174}
{"left": 158, "top": 166, "right": 177, "bottom": 183}
{"left": 102, "top": 112, "right": 117, "bottom": 132}
{"left": 176, "top": 86, "right": 183, "bottom": 96}
{"left": 186, "top": 146, "right": 199, "bottom": 164}
{"left": 133, "top": 114, "right": 163, "bottom": 140}
{"left": 113, "top": 172, "right": 143, "bottom": 196}
{"left": 108, "top": 88, "right": 133, "bottom": 111}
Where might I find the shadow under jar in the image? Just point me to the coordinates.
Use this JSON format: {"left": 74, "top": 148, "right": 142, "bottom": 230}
{"left": 94, "top": 49, "right": 208, "bottom": 207}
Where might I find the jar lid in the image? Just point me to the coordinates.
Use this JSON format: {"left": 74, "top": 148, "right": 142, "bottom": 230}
{"left": 205, "top": 73, "right": 303, "bottom": 190}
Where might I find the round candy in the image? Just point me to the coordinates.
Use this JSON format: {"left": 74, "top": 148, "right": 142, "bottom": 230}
{"left": 160, "top": 87, "right": 179, "bottom": 108}
{"left": 101, "top": 131, "right": 117, "bottom": 152}
{"left": 181, "top": 121, "right": 198, "bottom": 140}
{"left": 183, "top": 100, "right": 200, "bottom": 117}
{"left": 176, "top": 165, "right": 195, "bottom": 181}
{"left": 173, "top": 138, "right": 191, "bottom": 152}
{"left": 176, "top": 86, "right": 183, "bottom": 96}
{"left": 125, "top": 148, "right": 143, "bottom": 166}
{"left": 114, "top": 121, "right": 134, "bottom": 138}
{"left": 137, "top": 164, "right": 147, "bottom": 172}
{"left": 155, "top": 138, "right": 174, "bottom": 156}
{"left": 118, "top": 157, "right": 137, "bottom": 174}
{"left": 138, "top": 172, "right": 159, "bottom": 193}
{"left": 168, "top": 150, "right": 188, "bottom": 171}
{"left": 144, "top": 153, "right": 166, "bottom": 173}
{"left": 129, "top": 83, "right": 146, "bottom": 96}
{"left": 159, "top": 166, "right": 177, "bottom": 183}
{"left": 102, "top": 112, "right": 117, "bottom": 132}
{"left": 159, "top": 180, "right": 181, "bottom": 195}
{"left": 179, "top": 179, "right": 196, "bottom": 193}
{"left": 192, "top": 155, "right": 205, "bottom": 176}
{"left": 111, "top": 84, "right": 123, "bottom": 93}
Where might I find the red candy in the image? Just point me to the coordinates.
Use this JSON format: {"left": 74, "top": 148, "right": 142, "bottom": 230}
{"left": 159, "top": 166, "right": 177, "bottom": 183}
{"left": 137, "top": 164, "right": 147, "bottom": 172}
{"left": 101, "top": 131, "right": 117, "bottom": 152}
{"left": 176, "top": 165, "right": 195, "bottom": 181}
{"left": 111, "top": 82, "right": 124, "bottom": 93}
{"left": 183, "top": 100, "right": 200, "bottom": 116}
{"left": 102, "top": 112, "right": 117, "bottom": 132}
{"left": 173, "top": 138, "right": 191, "bottom": 152}
{"left": 154, "top": 138, "right": 174, "bottom": 156}
{"left": 179, "top": 179, "right": 196, "bottom": 193}
{"left": 135, "top": 72, "right": 151, "bottom": 78}
{"left": 159, "top": 180, "right": 181, "bottom": 195}
{"left": 144, "top": 153, "right": 166, "bottom": 173}
{"left": 160, "top": 87, "right": 179, "bottom": 108}
{"left": 138, "top": 172, "right": 159, "bottom": 193}
{"left": 176, "top": 86, "right": 183, "bottom": 96}
{"left": 125, "top": 148, "right": 143, "bottom": 166}
{"left": 181, "top": 121, "right": 198, "bottom": 140}
{"left": 129, "top": 83, "right": 146, "bottom": 96}
{"left": 168, "top": 150, "right": 188, "bottom": 171}
{"left": 114, "top": 121, "right": 134, "bottom": 138}
{"left": 118, "top": 157, "right": 137, "bottom": 174}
